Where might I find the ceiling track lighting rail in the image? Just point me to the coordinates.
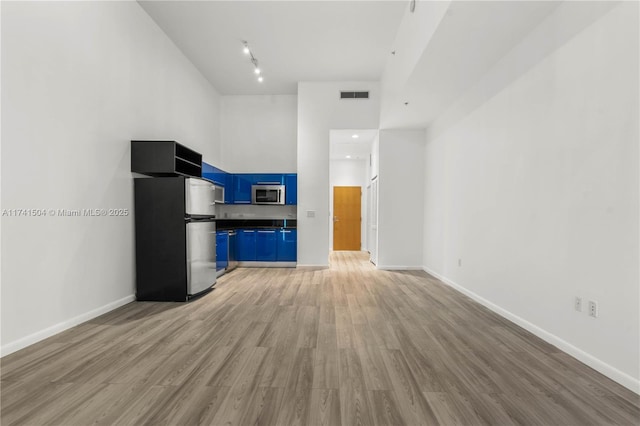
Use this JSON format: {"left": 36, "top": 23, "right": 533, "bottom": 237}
{"left": 242, "top": 40, "right": 263, "bottom": 83}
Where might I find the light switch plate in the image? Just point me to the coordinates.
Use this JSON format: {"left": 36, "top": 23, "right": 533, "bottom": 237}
{"left": 306, "top": 210, "right": 316, "bottom": 218}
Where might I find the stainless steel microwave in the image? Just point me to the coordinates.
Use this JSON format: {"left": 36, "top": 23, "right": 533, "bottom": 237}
{"left": 251, "top": 185, "right": 285, "bottom": 205}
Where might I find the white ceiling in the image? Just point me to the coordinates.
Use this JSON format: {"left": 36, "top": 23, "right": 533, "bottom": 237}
{"left": 380, "top": 1, "right": 561, "bottom": 128}
{"left": 139, "top": 1, "right": 407, "bottom": 95}
{"left": 330, "top": 129, "right": 376, "bottom": 160}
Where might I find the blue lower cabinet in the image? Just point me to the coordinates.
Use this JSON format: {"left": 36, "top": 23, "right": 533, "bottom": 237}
{"left": 256, "top": 230, "right": 277, "bottom": 261}
{"left": 237, "top": 229, "right": 256, "bottom": 261}
{"left": 277, "top": 229, "right": 297, "bottom": 261}
{"left": 216, "top": 231, "right": 228, "bottom": 270}
{"left": 228, "top": 230, "right": 237, "bottom": 263}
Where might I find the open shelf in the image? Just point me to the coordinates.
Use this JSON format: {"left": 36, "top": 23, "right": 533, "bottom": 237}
{"left": 131, "top": 140, "right": 202, "bottom": 177}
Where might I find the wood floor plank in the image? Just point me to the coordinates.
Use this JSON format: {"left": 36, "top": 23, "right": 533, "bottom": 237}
{"left": 423, "top": 391, "right": 467, "bottom": 426}
{"left": 258, "top": 345, "right": 297, "bottom": 388}
{"left": 357, "top": 344, "right": 393, "bottom": 390}
{"left": 309, "top": 388, "right": 342, "bottom": 426}
{"left": 276, "top": 347, "right": 315, "bottom": 426}
{"left": 313, "top": 322, "right": 340, "bottom": 389}
{"left": 368, "top": 390, "right": 406, "bottom": 426}
{"left": 1, "top": 251, "right": 637, "bottom": 426}
{"left": 237, "top": 386, "right": 284, "bottom": 426}
{"left": 379, "top": 349, "right": 439, "bottom": 425}
{"left": 338, "top": 348, "right": 375, "bottom": 426}
{"left": 210, "top": 347, "right": 269, "bottom": 425}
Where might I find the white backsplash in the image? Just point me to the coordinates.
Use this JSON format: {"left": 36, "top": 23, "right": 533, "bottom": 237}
{"left": 217, "top": 204, "right": 297, "bottom": 220}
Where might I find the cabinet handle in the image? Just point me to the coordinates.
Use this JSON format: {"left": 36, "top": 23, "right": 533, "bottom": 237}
{"left": 281, "top": 230, "right": 291, "bottom": 233}
{"left": 256, "top": 182, "right": 281, "bottom": 184}
{"left": 243, "top": 230, "right": 255, "bottom": 233}
{"left": 258, "top": 230, "right": 276, "bottom": 233}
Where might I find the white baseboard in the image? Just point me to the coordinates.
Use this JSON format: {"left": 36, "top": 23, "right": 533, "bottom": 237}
{"left": 378, "top": 265, "right": 424, "bottom": 271}
{"left": 1, "top": 294, "right": 135, "bottom": 357}
{"left": 422, "top": 266, "right": 640, "bottom": 395}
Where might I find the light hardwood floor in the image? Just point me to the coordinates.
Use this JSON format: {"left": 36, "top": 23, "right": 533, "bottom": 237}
{"left": 2, "top": 251, "right": 638, "bottom": 425}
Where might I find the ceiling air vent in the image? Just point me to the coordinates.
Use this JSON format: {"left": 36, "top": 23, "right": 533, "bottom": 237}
{"left": 340, "top": 91, "right": 369, "bottom": 99}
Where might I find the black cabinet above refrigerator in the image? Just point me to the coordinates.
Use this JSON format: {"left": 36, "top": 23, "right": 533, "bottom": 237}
{"left": 131, "top": 140, "right": 202, "bottom": 177}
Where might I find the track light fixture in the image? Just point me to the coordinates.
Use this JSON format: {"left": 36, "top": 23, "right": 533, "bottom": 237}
{"left": 242, "top": 40, "right": 264, "bottom": 83}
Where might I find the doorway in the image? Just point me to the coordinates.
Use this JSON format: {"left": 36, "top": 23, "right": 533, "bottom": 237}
{"left": 329, "top": 129, "right": 376, "bottom": 254}
{"left": 333, "top": 186, "right": 361, "bottom": 251}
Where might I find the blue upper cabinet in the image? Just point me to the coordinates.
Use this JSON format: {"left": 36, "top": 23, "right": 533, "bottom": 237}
{"left": 252, "top": 174, "right": 284, "bottom": 185}
{"left": 224, "top": 173, "right": 234, "bottom": 204}
{"left": 285, "top": 174, "right": 297, "bottom": 205}
{"left": 201, "top": 162, "right": 226, "bottom": 186}
{"left": 196, "top": 172, "right": 296, "bottom": 205}
{"left": 232, "top": 175, "right": 252, "bottom": 204}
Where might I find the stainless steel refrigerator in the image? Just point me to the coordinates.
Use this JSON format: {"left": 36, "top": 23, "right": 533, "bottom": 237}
{"left": 134, "top": 177, "right": 217, "bottom": 301}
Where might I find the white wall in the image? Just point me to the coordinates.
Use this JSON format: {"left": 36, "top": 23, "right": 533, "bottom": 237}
{"left": 297, "top": 82, "right": 380, "bottom": 267}
{"left": 422, "top": 2, "right": 639, "bottom": 390}
{"left": 377, "top": 129, "right": 425, "bottom": 269}
{"left": 220, "top": 95, "right": 297, "bottom": 173}
{"left": 1, "top": 1, "right": 222, "bottom": 354}
{"left": 329, "top": 159, "right": 367, "bottom": 250}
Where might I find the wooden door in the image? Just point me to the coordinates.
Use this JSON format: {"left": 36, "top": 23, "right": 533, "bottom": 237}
{"left": 333, "top": 186, "right": 361, "bottom": 251}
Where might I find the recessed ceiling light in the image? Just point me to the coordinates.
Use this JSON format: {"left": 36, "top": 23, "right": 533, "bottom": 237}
{"left": 352, "top": 134, "right": 359, "bottom": 139}
{"left": 243, "top": 46, "right": 250, "bottom": 54}
{"left": 258, "top": 76, "right": 264, "bottom": 83}
{"left": 346, "top": 155, "right": 351, "bottom": 159}
{"left": 254, "top": 67, "right": 261, "bottom": 75}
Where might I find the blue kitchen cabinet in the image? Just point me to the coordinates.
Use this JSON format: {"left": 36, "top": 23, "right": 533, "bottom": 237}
{"left": 202, "top": 162, "right": 227, "bottom": 186}
{"left": 277, "top": 229, "right": 297, "bottom": 261}
{"left": 285, "top": 174, "right": 297, "bottom": 205}
{"left": 236, "top": 229, "right": 256, "bottom": 261}
{"left": 224, "top": 173, "right": 234, "bottom": 204}
{"left": 233, "top": 175, "right": 253, "bottom": 204}
{"left": 228, "top": 230, "right": 237, "bottom": 265}
{"left": 256, "top": 230, "right": 277, "bottom": 261}
{"left": 252, "top": 174, "right": 284, "bottom": 185}
{"left": 216, "top": 231, "right": 228, "bottom": 270}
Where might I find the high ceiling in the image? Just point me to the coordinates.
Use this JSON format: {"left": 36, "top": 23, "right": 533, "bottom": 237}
{"left": 379, "top": 1, "right": 563, "bottom": 129}
{"left": 139, "top": 1, "right": 407, "bottom": 95}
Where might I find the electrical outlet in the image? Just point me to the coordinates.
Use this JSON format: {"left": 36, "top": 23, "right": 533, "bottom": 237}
{"left": 574, "top": 297, "right": 582, "bottom": 312}
{"left": 588, "top": 300, "right": 598, "bottom": 318}
{"left": 458, "top": 258, "right": 462, "bottom": 267}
